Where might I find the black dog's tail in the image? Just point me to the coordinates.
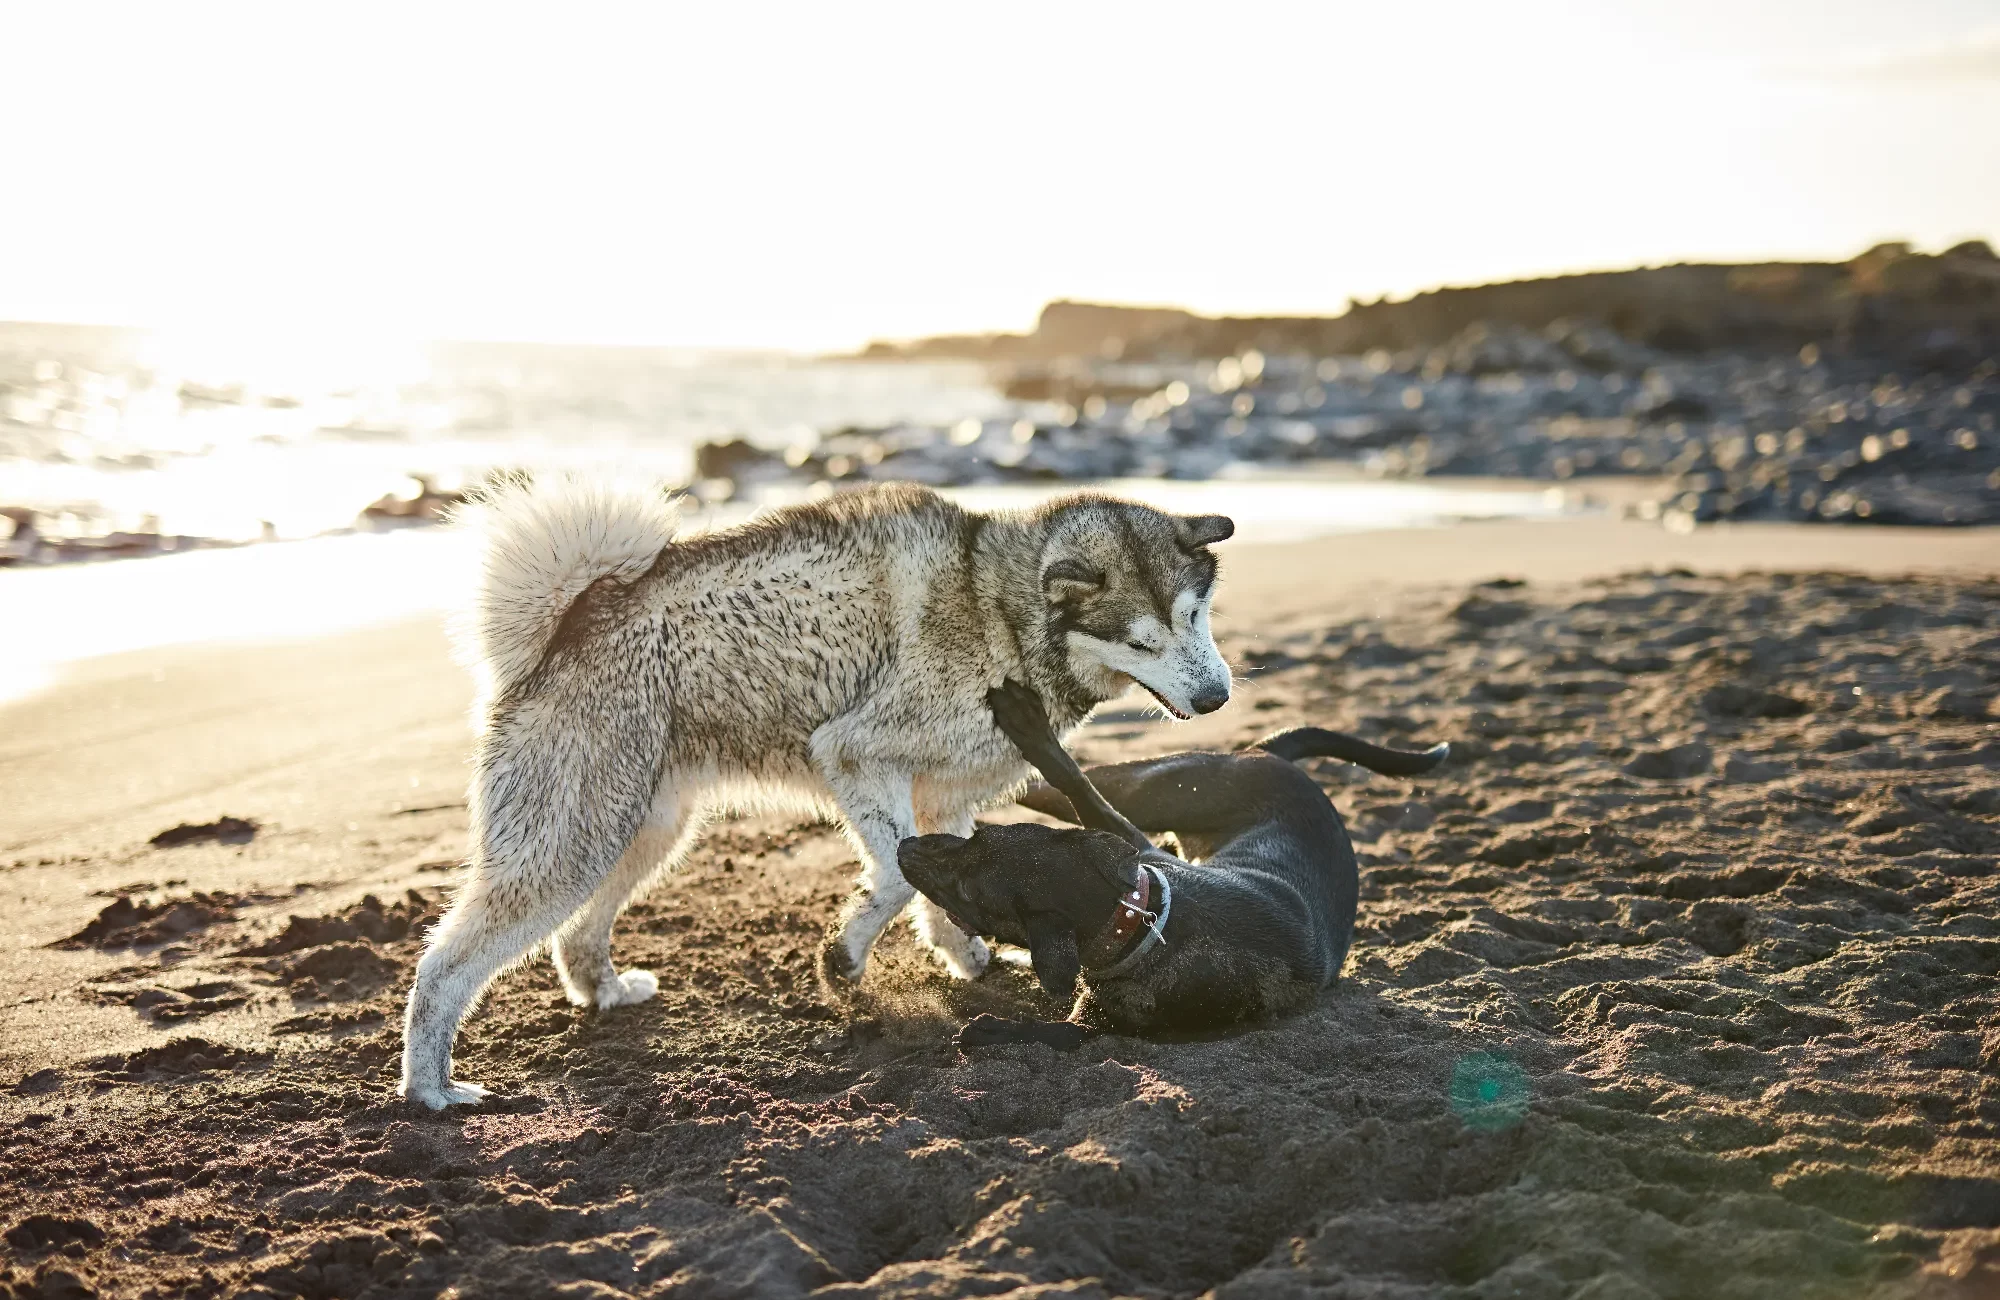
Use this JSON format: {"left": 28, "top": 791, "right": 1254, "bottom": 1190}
{"left": 1251, "top": 727, "right": 1450, "bottom": 778}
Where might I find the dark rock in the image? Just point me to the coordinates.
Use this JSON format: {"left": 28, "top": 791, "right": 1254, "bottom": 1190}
{"left": 1644, "top": 319, "right": 1708, "bottom": 353}
{"left": 359, "top": 475, "right": 466, "bottom": 523}
{"left": 692, "top": 438, "right": 785, "bottom": 482}
{"left": 1428, "top": 322, "right": 1569, "bottom": 376}
{"left": 0, "top": 506, "right": 40, "bottom": 563}
{"left": 1909, "top": 328, "right": 1981, "bottom": 376}
{"left": 148, "top": 816, "right": 257, "bottom": 848}
{"left": 1545, "top": 318, "right": 1655, "bottom": 372}
{"left": 1634, "top": 391, "right": 1713, "bottom": 422}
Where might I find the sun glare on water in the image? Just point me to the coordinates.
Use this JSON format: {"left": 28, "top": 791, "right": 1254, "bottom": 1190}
{"left": 139, "top": 323, "right": 431, "bottom": 398}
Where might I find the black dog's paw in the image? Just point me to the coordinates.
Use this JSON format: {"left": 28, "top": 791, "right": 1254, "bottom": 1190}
{"left": 987, "top": 678, "right": 1053, "bottom": 745}
{"left": 955, "top": 1013, "right": 1015, "bottom": 1048}
{"left": 955, "top": 1013, "right": 1088, "bottom": 1052}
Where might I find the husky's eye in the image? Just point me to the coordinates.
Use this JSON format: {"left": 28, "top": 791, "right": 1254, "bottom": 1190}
{"left": 1126, "top": 639, "right": 1155, "bottom": 654}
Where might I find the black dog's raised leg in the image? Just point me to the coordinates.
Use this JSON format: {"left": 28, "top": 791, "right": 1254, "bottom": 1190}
{"left": 986, "top": 680, "right": 1152, "bottom": 851}
{"left": 1017, "top": 749, "right": 1279, "bottom": 828}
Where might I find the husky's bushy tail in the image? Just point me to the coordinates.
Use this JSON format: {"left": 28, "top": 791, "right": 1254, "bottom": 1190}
{"left": 449, "top": 473, "right": 679, "bottom": 704}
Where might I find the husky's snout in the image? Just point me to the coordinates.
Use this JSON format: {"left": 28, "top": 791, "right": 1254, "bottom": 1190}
{"left": 1150, "top": 635, "right": 1233, "bottom": 718}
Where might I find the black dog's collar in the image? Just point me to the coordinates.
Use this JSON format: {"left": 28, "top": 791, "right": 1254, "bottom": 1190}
{"left": 1083, "top": 864, "right": 1171, "bottom": 978}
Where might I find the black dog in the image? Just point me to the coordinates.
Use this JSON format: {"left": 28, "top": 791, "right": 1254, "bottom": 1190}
{"left": 896, "top": 680, "right": 1448, "bottom": 1044}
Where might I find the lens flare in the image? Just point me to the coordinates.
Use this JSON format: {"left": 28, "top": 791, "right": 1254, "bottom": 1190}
{"left": 1450, "top": 1052, "right": 1530, "bottom": 1133}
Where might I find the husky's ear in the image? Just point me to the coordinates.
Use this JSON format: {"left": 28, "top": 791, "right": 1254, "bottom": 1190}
{"left": 1042, "top": 558, "right": 1104, "bottom": 606}
{"left": 1177, "top": 514, "right": 1234, "bottom": 549}
{"left": 1021, "top": 907, "right": 1081, "bottom": 1001}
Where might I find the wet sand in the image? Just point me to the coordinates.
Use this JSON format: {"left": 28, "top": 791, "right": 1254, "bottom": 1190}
{"left": 2, "top": 517, "right": 1997, "bottom": 1298}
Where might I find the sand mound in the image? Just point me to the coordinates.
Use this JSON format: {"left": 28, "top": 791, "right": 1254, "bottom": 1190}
{"left": 237, "top": 891, "right": 440, "bottom": 957}
{"left": 53, "top": 891, "right": 253, "bottom": 950}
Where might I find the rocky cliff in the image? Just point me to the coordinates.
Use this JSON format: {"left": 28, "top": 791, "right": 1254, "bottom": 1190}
{"left": 857, "top": 241, "right": 2000, "bottom": 366}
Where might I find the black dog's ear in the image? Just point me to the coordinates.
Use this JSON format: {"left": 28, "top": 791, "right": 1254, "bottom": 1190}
{"left": 1021, "top": 908, "right": 1080, "bottom": 1001}
{"left": 1087, "top": 836, "right": 1144, "bottom": 890}
{"left": 1042, "top": 558, "right": 1104, "bottom": 606}
{"left": 1176, "top": 514, "right": 1234, "bottom": 549}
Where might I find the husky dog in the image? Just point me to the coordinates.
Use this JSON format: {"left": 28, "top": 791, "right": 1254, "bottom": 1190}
{"left": 400, "top": 476, "right": 1235, "bottom": 1108}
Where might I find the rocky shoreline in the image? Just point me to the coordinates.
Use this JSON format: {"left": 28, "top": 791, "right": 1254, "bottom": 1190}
{"left": 703, "top": 322, "right": 1998, "bottom": 528}
{"left": 767, "top": 239, "right": 1999, "bottom": 528}
{"left": 0, "top": 482, "right": 468, "bottom": 566}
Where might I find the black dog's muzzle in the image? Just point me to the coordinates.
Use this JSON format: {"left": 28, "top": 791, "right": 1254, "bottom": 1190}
{"left": 897, "top": 835, "right": 974, "bottom": 923}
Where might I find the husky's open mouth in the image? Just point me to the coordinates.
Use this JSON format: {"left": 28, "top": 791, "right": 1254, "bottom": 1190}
{"left": 1139, "top": 683, "right": 1191, "bottom": 720}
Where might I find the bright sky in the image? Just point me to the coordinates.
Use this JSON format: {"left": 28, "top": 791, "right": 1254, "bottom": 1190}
{"left": 4, "top": 1, "right": 1996, "bottom": 350}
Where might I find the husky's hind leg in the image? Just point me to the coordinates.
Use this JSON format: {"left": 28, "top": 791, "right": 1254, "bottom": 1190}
{"left": 552, "top": 784, "right": 694, "bottom": 1009}
{"left": 400, "top": 857, "right": 603, "bottom": 1109}
{"left": 401, "top": 704, "right": 661, "bottom": 1109}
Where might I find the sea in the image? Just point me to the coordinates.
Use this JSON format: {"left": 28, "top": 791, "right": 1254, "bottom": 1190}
{"left": 0, "top": 321, "right": 1021, "bottom": 544}
{"left": 0, "top": 322, "right": 1580, "bottom": 699}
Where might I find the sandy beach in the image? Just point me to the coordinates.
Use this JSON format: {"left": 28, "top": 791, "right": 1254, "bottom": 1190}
{"left": 3, "top": 515, "right": 1998, "bottom": 1299}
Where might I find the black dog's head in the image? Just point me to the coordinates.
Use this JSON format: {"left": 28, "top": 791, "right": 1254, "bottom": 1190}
{"left": 898, "top": 823, "right": 1143, "bottom": 1001}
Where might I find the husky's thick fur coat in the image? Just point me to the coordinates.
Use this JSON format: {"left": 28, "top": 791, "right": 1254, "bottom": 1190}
{"left": 401, "top": 477, "right": 1235, "bottom": 1108}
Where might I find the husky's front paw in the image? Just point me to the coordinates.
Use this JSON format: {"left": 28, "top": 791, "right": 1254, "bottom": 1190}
{"left": 817, "top": 933, "right": 864, "bottom": 987}
{"left": 943, "top": 934, "right": 991, "bottom": 980}
{"left": 402, "top": 1079, "right": 490, "bottom": 1111}
{"left": 596, "top": 969, "right": 658, "bottom": 1009}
